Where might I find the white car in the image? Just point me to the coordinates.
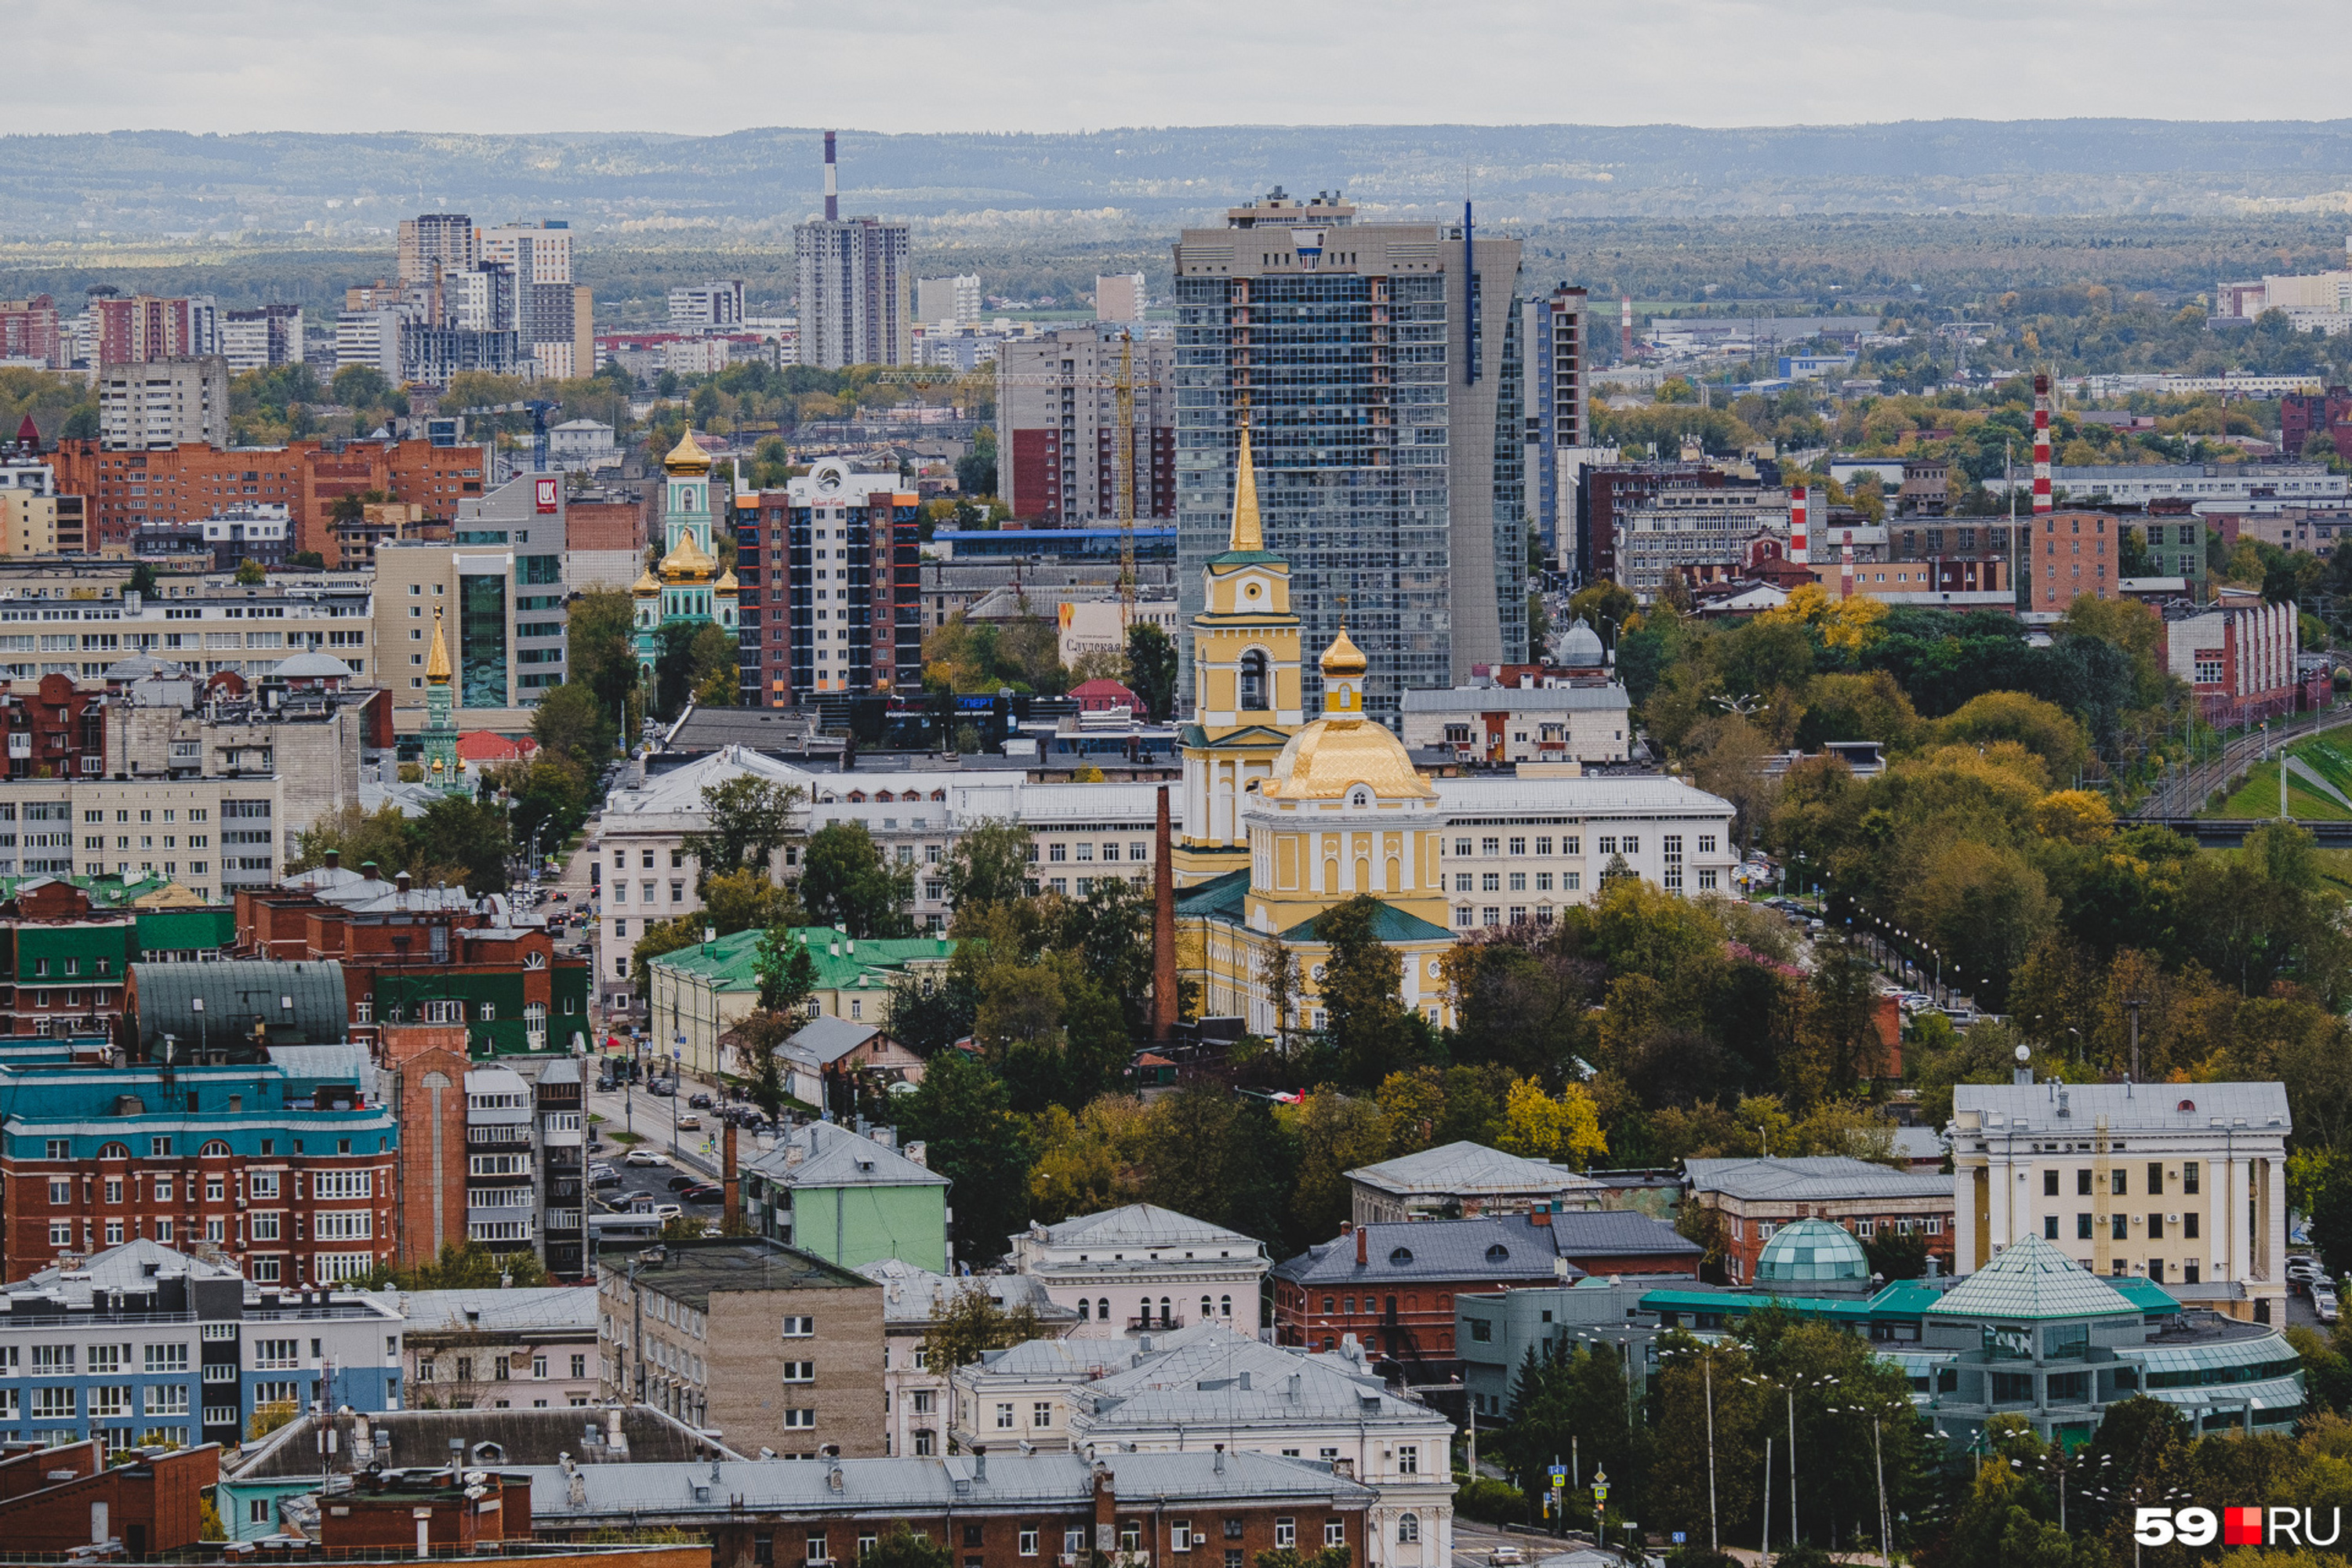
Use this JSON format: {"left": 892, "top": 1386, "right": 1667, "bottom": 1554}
{"left": 622, "top": 1149, "right": 670, "bottom": 1168}
{"left": 676, "top": 1112, "right": 702, "bottom": 1131}
{"left": 2318, "top": 1291, "right": 2341, "bottom": 1324}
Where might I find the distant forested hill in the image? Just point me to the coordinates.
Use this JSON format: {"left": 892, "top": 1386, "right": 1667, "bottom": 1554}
{"left": 6, "top": 121, "right": 2352, "bottom": 238}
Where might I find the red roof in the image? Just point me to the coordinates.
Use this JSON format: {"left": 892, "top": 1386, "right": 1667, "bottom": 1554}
{"left": 13, "top": 415, "right": 36, "bottom": 448}
{"left": 456, "top": 731, "right": 539, "bottom": 763}
{"left": 1070, "top": 677, "right": 1141, "bottom": 711}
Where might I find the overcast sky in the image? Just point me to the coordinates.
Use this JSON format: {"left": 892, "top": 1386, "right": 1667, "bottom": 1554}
{"left": 13, "top": 0, "right": 2352, "bottom": 136}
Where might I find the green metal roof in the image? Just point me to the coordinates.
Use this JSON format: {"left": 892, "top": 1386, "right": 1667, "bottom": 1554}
{"left": 1279, "top": 901, "right": 1454, "bottom": 945}
{"left": 1174, "top": 869, "right": 1250, "bottom": 922}
{"left": 1756, "top": 1218, "right": 1870, "bottom": 1285}
{"left": 136, "top": 908, "right": 235, "bottom": 956}
{"left": 129, "top": 959, "right": 350, "bottom": 1055}
{"left": 1923, "top": 1235, "right": 2143, "bottom": 1322}
{"left": 648, "top": 926, "right": 957, "bottom": 996}
{"left": 2105, "top": 1276, "right": 2184, "bottom": 1316}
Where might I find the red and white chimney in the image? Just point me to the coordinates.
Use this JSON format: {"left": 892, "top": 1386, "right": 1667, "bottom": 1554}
{"left": 2032, "top": 372, "right": 2053, "bottom": 517}
{"left": 1788, "top": 484, "right": 1809, "bottom": 564}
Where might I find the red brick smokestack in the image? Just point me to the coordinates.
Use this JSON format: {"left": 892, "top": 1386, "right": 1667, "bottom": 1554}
{"left": 723, "top": 1118, "right": 741, "bottom": 1232}
{"left": 1152, "top": 785, "right": 1178, "bottom": 1042}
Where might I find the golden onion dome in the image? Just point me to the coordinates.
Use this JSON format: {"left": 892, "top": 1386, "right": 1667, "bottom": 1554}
{"left": 1260, "top": 716, "right": 1434, "bottom": 804}
{"left": 631, "top": 568, "right": 661, "bottom": 597}
{"left": 663, "top": 428, "right": 713, "bottom": 474}
{"left": 715, "top": 568, "right": 739, "bottom": 593}
{"left": 659, "top": 528, "right": 717, "bottom": 580}
{"left": 1320, "top": 624, "right": 1368, "bottom": 679}
{"left": 425, "top": 607, "right": 452, "bottom": 684}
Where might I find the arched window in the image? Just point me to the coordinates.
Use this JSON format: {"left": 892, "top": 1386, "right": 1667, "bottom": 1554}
{"left": 97, "top": 1142, "right": 130, "bottom": 1160}
{"left": 1398, "top": 1515, "right": 1421, "bottom": 1544}
{"left": 1239, "top": 649, "right": 1269, "bottom": 710}
{"left": 200, "top": 1141, "right": 231, "bottom": 1159}
{"left": 1078, "top": 1299, "right": 1091, "bottom": 1322}
{"left": 1200, "top": 1295, "right": 1213, "bottom": 1322}
{"left": 1097, "top": 1298, "right": 1109, "bottom": 1323}
{"left": 1158, "top": 1296, "right": 1172, "bottom": 1326}
{"left": 1220, "top": 1294, "right": 1232, "bottom": 1318}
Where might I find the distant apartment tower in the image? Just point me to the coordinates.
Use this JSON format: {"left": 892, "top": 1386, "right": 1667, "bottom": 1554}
{"left": 1523, "top": 285, "right": 1591, "bottom": 568}
{"left": 96, "top": 357, "right": 230, "bottom": 450}
{"left": 670, "top": 279, "right": 747, "bottom": 330}
{"left": 794, "top": 134, "right": 910, "bottom": 369}
{"left": 478, "top": 220, "right": 589, "bottom": 379}
{"left": 916, "top": 274, "right": 981, "bottom": 328}
{"left": 90, "top": 293, "right": 218, "bottom": 367}
{"left": 996, "top": 327, "right": 1176, "bottom": 525}
{"left": 1096, "top": 272, "right": 1148, "bottom": 324}
{"left": 399, "top": 213, "right": 477, "bottom": 288}
{"left": 0, "top": 296, "right": 62, "bottom": 368}
{"left": 1173, "top": 188, "right": 1525, "bottom": 722}
{"left": 220, "top": 304, "right": 307, "bottom": 372}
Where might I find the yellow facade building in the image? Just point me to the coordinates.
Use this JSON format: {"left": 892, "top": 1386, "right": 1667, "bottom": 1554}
{"left": 1174, "top": 431, "right": 1457, "bottom": 1036}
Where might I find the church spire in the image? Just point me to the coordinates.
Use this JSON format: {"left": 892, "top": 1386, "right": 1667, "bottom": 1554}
{"left": 1228, "top": 424, "right": 1264, "bottom": 554}
{"left": 426, "top": 607, "right": 452, "bottom": 684}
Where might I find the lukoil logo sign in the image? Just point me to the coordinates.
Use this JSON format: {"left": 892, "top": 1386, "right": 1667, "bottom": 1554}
{"left": 2135, "top": 1508, "right": 2342, "bottom": 1546}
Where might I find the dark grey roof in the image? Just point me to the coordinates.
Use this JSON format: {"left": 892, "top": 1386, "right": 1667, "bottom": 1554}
{"left": 224, "top": 1405, "right": 737, "bottom": 1480}
{"left": 603, "top": 1236, "right": 882, "bottom": 1311}
{"left": 1272, "top": 1214, "right": 1580, "bottom": 1286}
{"left": 1682, "top": 1156, "right": 1955, "bottom": 1203}
{"left": 1548, "top": 1209, "right": 1704, "bottom": 1260}
{"left": 131, "top": 959, "right": 349, "bottom": 1054}
{"left": 1347, "top": 1140, "right": 1606, "bottom": 1199}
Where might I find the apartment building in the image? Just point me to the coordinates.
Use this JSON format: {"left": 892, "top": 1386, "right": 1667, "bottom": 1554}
{"left": 0, "top": 771, "right": 286, "bottom": 903}
{"left": 0, "top": 1041, "right": 400, "bottom": 1285}
{"left": 1952, "top": 1079, "right": 2292, "bottom": 1323}
{"left": 1682, "top": 1156, "right": 1957, "bottom": 1285}
{"left": 855, "top": 1258, "right": 1072, "bottom": 1457}
{"left": 2031, "top": 508, "right": 2121, "bottom": 610}
{"left": 0, "top": 573, "right": 372, "bottom": 687}
{"left": 90, "top": 296, "right": 217, "bottom": 368}
{"left": 373, "top": 475, "right": 572, "bottom": 733}
{"left": 738, "top": 1121, "right": 949, "bottom": 1273}
{"left": 218, "top": 307, "right": 306, "bottom": 373}
{"left": 1173, "top": 190, "right": 1526, "bottom": 719}
{"left": 1428, "top": 774, "right": 1738, "bottom": 932}
{"left": 395, "top": 1286, "right": 599, "bottom": 1410}
{"left": 733, "top": 459, "right": 921, "bottom": 706}
{"left": 50, "top": 436, "right": 490, "bottom": 557}
{"left": 915, "top": 274, "right": 980, "bottom": 327}
{"left": 1614, "top": 482, "right": 1789, "bottom": 600}
{"left": 597, "top": 1236, "right": 886, "bottom": 1458}
{"left": 1005, "top": 1204, "right": 1270, "bottom": 1340}
{"left": 96, "top": 359, "right": 230, "bottom": 452}
{"left": 1523, "top": 284, "right": 1591, "bottom": 566}
{"left": 795, "top": 217, "right": 909, "bottom": 369}
{"left": 0, "top": 295, "right": 63, "bottom": 368}
{"left": 0, "top": 873, "right": 232, "bottom": 1040}
{"left": 0, "top": 1240, "right": 401, "bottom": 1453}
{"left": 995, "top": 328, "right": 1177, "bottom": 526}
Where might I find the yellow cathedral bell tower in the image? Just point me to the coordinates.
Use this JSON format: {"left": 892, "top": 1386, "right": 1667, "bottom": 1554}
{"left": 1174, "top": 426, "right": 1304, "bottom": 884}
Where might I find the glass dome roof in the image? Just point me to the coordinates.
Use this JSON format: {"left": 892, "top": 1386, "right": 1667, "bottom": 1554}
{"left": 1755, "top": 1218, "right": 1869, "bottom": 1285}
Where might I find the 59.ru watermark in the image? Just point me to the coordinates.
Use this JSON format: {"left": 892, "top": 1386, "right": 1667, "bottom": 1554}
{"left": 2135, "top": 1508, "right": 2343, "bottom": 1546}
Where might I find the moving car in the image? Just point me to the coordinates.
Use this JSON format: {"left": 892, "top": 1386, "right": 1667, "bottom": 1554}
{"left": 622, "top": 1149, "right": 670, "bottom": 1168}
{"left": 688, "top": 1093, "right": 715, "bottom": 1109}
{"left": 676, "top": 1112, "right": 702, "bottom": 1131}
{"left": 681, "top": 1183, "right": 725, "bottom": 1203}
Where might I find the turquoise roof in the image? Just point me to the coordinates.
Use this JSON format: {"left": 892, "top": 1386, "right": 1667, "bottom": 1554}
{"left": 1174, "top": 869, "right": 1250, "bottom": 922}
{"left": 649, "top": 925, "right": 956, "bottom": 996}
{"left": 2106, "top": 1276, "right": 2185, "bottom": 1316}
{"left": 1278, "top": 901, "right": 1454, "bottom": 945}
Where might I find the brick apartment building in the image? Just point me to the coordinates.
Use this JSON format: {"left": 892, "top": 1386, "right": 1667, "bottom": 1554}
{"left": 2032, "top": 508, "right": 2121, "bottom": 611}
{"left": 996, "top": 328, "right": 1178, "bottom": 526}
{"left": 3, "top": 671, "right": 107, "bottom": 779}
{"left": 1271, "top": 1210, "right": 1700, "bottom": 1363}
{"left": 0, "top": 1442, "right": 217, "bottom": 1556}
{"left": 598, "top": 1236, "right": 886, "bottom": 1458}
{"left": 1682, "top": 1156, "right": 1956, "bottom": 1286}
{"left": 238, "top": 858, "right": 591, "bottom": 1056}
{"left": 49, "top": 437, "right": 491, "bottom": 557}
{"left": 1575, "top": 462, "right": 1732, "bottom": 586}
{"left": 0, "top": 875, "right": 233, "bottom": 1040}
{"left": 734, "top": 461, "right": 922, "bottom": 706}
{"left": 523, "top": 1449, "right": 1374, "bottom": 1568}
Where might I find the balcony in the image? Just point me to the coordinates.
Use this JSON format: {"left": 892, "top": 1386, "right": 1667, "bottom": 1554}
{"left": 1126, "top": 1315, "right": 1185, "bottom": 1332}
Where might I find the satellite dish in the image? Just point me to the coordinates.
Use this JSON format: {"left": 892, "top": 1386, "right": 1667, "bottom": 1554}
{"left": 2014, "top": 1044, "right": 2031, "bottom": 1064}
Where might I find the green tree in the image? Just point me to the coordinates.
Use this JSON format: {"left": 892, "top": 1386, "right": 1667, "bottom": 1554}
{"left": 754, "top": 925, "right": 822, "bottom": 1012}
{"left": 413, "top": 794, "right": 515, "bottom": 894}
{"left": 702, "top": 866, "right": 802, "bottom": 936}
{"left": 684, "top": 775, "right": 804, "bottom": 889}
{"left": 944, "top": 818, "right": 1033, "bottom": 912}
{"left": 532, "top": 681, "right": 615, "bottom": 775}
{"left": 234, "top": 558, "right": 265, "bottom": 585}
{"left": 918, "top": 1281, "right": 1045, "bottom": 1370}
{"left": 382, "top": 1239, "right": 548, "bottom": 1289}
{"left": 568, "top": 587, "right": 640, "bottom": 739}
{"left": 956, "top": 428, "right": 998, "bottom": 500}
{"left": 735, "top": 1010, "right": 798, "bottom": 1118}
{"left": 860, "top": 1526, "right": 954, "bottom": 1568}
{"left": 125, "top": 560, "right": 159, "bottom": 597}
{"left": 630, "top": 914, "right": 709, "bottom": 1000}
{"left": 800, "top": 820, "right": 916, "bottom": 938}
{"left": 331, "top": 364, "right": 392, "bottom": 408}
{"left": 898, "top": 1051, "right": 1033, "bottom": 1265}
{"left": 286, "top": 801, "right": 420, "bottom": 880}
{"left": 1317, "top": 895, "right": 1427, "bottom": 1089}
{"left": 1126, "top": 622, "right": 1178, "bottom": 721}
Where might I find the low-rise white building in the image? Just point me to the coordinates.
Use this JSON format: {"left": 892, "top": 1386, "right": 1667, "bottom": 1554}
{"left": 1399, "top": 680, "right": 1630, "bottom": 764}
{"left": 1007, "top": 1203, "right": 1270, "bottom": 1339}
{"left": 858, "top": 1258, "right": 1074, "bottom": 1457}
{"left": 951, "top": 1321, "right": 1454, "bottom": 1568}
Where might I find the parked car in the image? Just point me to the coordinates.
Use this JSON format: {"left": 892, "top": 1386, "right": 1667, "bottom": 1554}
{"left": 1489, "top": 1549, "right": 1524, "bottom": 1568}
{"left": 666, "top": 1174, "right": 702, "bottom": 1192}
{"left": 590, "top": 1163, "right": 620, "bottom": 1186}
{"left": 648, "top": 1203, "right": 683, "bottom": 1222}
{"left": 622, "top": 1149, "right": 670, "bottom": 1168}
{"left": 681, "top": 1183, "right": 725, "bottom": 1203}
{"left": 2318, "top": 1290, "right": 2342, "bottom": 1324}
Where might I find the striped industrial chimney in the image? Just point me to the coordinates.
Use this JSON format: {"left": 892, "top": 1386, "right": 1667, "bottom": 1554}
{"left": 1788, "top": 484, "right": 1809, "bottom": 564}
{"left": 823, "top": 130, "right": 839, "bottom": 221}
{"left": 2031, "top": 372, "right": 2053, "bottom": 517}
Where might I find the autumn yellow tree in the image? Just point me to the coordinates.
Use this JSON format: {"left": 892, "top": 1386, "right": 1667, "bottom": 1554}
{"left": 1496, "top": 1077, "right": 1607, "bottom": 1169}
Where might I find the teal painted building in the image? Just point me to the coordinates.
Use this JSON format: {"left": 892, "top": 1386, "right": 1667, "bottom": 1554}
{"left": 631, "top": 429, "right": 739, "bottom": 691}
{"left": 741, "top": 1120, "right": 950, "bottom": 1275}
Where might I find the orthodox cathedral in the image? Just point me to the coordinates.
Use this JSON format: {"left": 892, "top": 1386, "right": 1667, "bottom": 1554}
{"left": 1174, "top": 430, "right": 1457, "bottom": 1036}
{"left": 633, "top": 430, "right": 739, "bottom": 687}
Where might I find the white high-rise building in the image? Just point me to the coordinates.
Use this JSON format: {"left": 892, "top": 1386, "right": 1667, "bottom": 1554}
{"left": 1094, "top": 273, "right": 1146, "bottom": 324}
{"left": 916, "top": 274, "right": 981, "bottom": 328}
{"left": 668, "top": 280, "right": 746, "bottom": 330}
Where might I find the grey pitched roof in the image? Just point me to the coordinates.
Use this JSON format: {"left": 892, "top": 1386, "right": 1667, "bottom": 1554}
{"left": 392, "top": 1286, "right": 599, "bottom": 1338}
{"left": 1548, "top": 1210, "right": 1704, "bottom": 1259}
{"left": 743, "top": 1120, "right": 948, "bottom": 1190}
{"left": 1034, "top": 1203, "right": 1260, "bottom": 1252}
{"left": 1348, "top": 1140, "right": 1606, "bottom": 1198}
{"left": 517, "top": 1450, "right": 1373, "bottom": 1523}
{"left": 1926, "top": 1234, "right": 2143, "bottom": 1322}
{"left": 1954, "top": 1082, "right": 2290, "bottom": 1136}
{"left": 270, "top": 652, "right": 356, "bottom": 679}
{"left": 1682, "top": 1156, "right": 1955, "bottom": 1203}
{"left": 1071, "top": 1323, "right": 1433, "bottom": 1431}
{"left": 608, "top": 1237, "right": 883, "bottom": 1311}
{"left": 786, "top": 1014, "right": 883, "bottom": 1065}
{"left": 16, "top": 1239, "right": 241, "bottom": 1302}
{"left": 855, "top": 1259, "right": 1068, "bottom": 1326}
{"left": 1275, "top": 1215, "right": 1576, "bottom": 1286}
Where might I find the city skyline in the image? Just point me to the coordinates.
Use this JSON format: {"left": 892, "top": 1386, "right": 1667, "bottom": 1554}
{"left": 13, "top": 0, "right": 2352, "bottom": 137}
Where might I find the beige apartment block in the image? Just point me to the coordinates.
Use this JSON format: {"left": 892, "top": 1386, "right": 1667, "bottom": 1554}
{"left": 597, "top": 1236, "right": 886, "bottom": 1459}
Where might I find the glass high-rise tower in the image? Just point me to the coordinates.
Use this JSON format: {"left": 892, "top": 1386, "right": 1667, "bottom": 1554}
{"left": 1172, "top": 189, "right": 1524, "bottom": 728}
